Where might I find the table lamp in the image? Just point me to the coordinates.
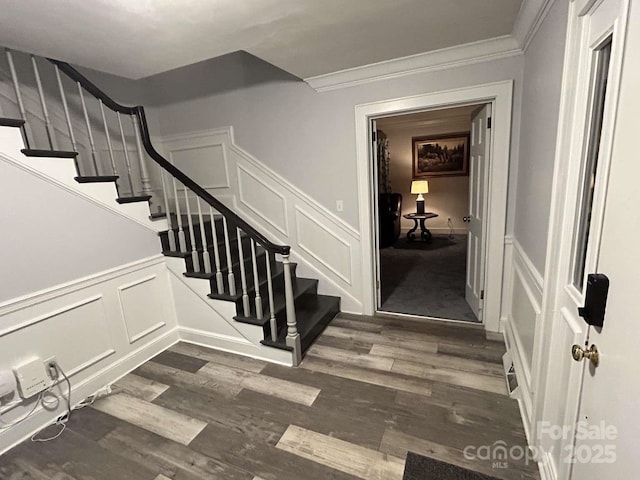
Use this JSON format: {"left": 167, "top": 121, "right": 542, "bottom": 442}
{"left": 411, "top": 180, "right": 429, "bottom": 214}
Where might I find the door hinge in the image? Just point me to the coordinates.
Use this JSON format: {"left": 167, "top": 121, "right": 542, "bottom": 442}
{"left": 480, "top": 289, "right": 485, "bottom": 300}
{"left": 487, "top": 117, "right": 492, "bottom": 129}
{"left": 372, "top": 130, "right": 377, "bottom": 142}
{"left": 376, "top": 280, "right": 380, "bottom": 289}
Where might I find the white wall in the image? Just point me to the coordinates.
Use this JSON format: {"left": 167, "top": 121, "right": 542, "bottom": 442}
{"left": 0, "top": 158, "right": 161, "bottom": 303}
{"left": 377, "top": 120, "right": 471, "bottom": 234}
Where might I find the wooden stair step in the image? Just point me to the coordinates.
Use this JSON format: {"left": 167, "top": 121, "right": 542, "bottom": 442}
{"left": 21, "top": 148, "right": 78, "bottom": 158}
{"left": 75, "top": 175, "right": 119, "bottom": 183}
{"left": 0, "top": 117, "right": 25, "bottom": 128}
{"left": 116, "top": 195, "right": 152, "bottom": 204}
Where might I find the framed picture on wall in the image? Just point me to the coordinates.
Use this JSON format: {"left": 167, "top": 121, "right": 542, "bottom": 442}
{"left": 412, "top": 132, "right": 470, "bottom": 177}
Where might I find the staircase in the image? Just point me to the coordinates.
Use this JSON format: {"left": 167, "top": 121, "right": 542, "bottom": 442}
{"left": 0, "top": 48, "right": 340, "bottom": 365}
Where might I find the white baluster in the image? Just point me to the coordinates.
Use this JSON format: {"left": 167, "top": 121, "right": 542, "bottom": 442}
{"left": 5, "top": 49, "right": 32, "bottom": 148}
{"left": 184, "top": 187, "right": 200, "bottom": 272}
{"left": 98, "top": 100, "right": 117, "bottom": 177}
{"left": 160, "top": 169, "right": 176, "bottom": 251}
{"left": 222, "top": 218, "right": 236, "bottom": 296}
{"left": 265, "top": 253, "right": 278, "bottom": 341}
{"left": 209, "top": 207, "right": 224, "bottom": 294}
{"left": 197, "top": 198, "right": 211, "bottom": 274}
{"left": 283, "top": 254, "right": 301, "bottom": 365}
{"left": 116, "top": 112, "right": 136, "bottom": 196}
{"left": 31, "top": 55, "right": 57, "bottom": 150}
{"left": 54, "top": 65, "right": 79, "bottom": 172}
{"left": 251, "top": 240, "right": 263, "bottom": 319}
{"left": 77, "top": 83, "right": 99, "bottom": 175}
{"left": 130, "top": 115, "right": 153, "bottom": 196}
{"left": 237, "top": 228, "right": 250, "bottom": 316}
{"left": 172, "top": 177, "right": 186, "bottom": 252}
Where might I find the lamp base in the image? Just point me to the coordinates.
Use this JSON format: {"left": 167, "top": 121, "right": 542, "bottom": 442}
{"left": 416, "top": 199, "right": 425, "bottom": 214}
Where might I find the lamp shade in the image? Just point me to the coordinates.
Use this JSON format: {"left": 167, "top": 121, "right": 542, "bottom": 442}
{"left": 411, "top": 180, "right": 429, "bottom": 194}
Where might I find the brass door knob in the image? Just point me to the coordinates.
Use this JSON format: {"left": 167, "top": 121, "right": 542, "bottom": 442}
{"left": 572, "top": 344, "right": 599, "bottom": 367}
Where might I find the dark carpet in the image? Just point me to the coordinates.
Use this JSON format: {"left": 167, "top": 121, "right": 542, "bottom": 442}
{"left": 379, "top": 234, "right": 478, "bottom": 322}
{"left": 403, "top": 452, "right": 500, "bottom": 480}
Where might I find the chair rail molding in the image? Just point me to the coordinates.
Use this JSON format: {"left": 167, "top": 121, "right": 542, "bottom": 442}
{"left": 160, "top": 126, "right": 363, "bottom": 313}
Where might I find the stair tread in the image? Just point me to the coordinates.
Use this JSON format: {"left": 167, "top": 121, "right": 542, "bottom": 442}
{"left": 116, "top": 195, "right": 152, "bottom": 204}
{"left": 75, "top": 175, "right": 119, "bottom": 183}
{"left": 261, "top": 295, "right": 340, "bottom": 350}
{"left": 0, "top": 118, "right": 25, "bottom": 128}
{"left": 21, "top": 149, "right": 78, "bottom": 158}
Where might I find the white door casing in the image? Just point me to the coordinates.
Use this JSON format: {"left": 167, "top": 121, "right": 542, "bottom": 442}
{"left": 466, "top": 104, "right": 491, "bottom": 320}
{"left": 530, "top": 0, "right": 630, "bottom": 477}
{"left": 370, "top": 119, "right": 383, "bottom": 307}
{"left": 355, "top": 81, "right": 513, "bottom": 332}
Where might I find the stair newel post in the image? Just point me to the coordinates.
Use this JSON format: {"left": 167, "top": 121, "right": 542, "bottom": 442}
{"left": 250, "top": 239, "right": 263, "bottom": 319}
{"left": 197, "top": 198, "right": 212, "bottom": 274}
{"left": 237, "top": 227, "right": 251, "bottom": 317}
{"left": 116, "top": 112, "right": 136, "bottom": 196}
{"left": 54, "top": 65, "right": 80, "bottom": 173}
{"left": 130, "top": 115, "right": 153, "bottom": 197}
{"left": 77, "top": 83, "right": 100, "bottom": 175}
{"left": 184, "top": 186, "right": 200, "bottom": 272}
{"left": 172, "top": 177, "right": 186, "bottom": 252}
{"left": 160, "top": 169, "right": 176, "bottom": 251}
{"left": 282, "top": 253, "right": 302, "bottom": 365}
{"left": 209, "top": 206, "right": 224, "bottom": 294}
{"left": 98, "top": 100, "right": 118, "bottom": 178}
{"left": 265, "top": 251, "right": 278, "bottom": 342}
{"left": 30, "top": 55, "right": 58, "bottom": 150}
{"left": 5, "top": 49, "right": 32, "bottom": 149}
{"left": 222, "top": 217, "right": 236, "bottom": 296}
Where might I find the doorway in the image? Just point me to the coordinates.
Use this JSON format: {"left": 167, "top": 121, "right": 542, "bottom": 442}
{"left": 373, "top": 104, "right": 489, "bottom": 322}
{"left": 355, "top": 81, "right": 513, "bottom": 333}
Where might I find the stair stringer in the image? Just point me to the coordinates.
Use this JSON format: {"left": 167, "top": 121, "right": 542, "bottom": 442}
{"left": 0, "top": 126, "right": 166, "bottom": 233}
{"left": 165, "top": 256, "right": 295, "bottom": 366}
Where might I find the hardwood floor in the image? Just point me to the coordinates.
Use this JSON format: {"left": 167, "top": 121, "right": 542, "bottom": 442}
{"left": 0, "top": 314, "right": 539, "bottom": 480}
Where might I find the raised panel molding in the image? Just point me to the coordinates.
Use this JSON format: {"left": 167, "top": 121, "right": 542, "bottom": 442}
{"left": 237, "top": 164, "right": 288, "bottom": 236}
{"left": 168, "top": 143, "right": 230, "bottom": 189}
{"left": 156, "top": 127, "right": 363, "bottom": 313}
{"left": 295, "top": 207, "right": 352, "bottom": 285}
{"left": 118, "top": 274, "right": 167, "bottom": 344}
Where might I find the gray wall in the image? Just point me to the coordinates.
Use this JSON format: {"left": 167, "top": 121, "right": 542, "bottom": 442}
{"left": 513, "top": 0, "right": 569, "bottom": 274}
{"left": 511, "top": 0, "right": 569, "bottom": 365}
{"left": 0, "top": 159, "right": 161, "bottom": 302}
{"left": 120, "top": 52, "right": 524, "bottom": 231}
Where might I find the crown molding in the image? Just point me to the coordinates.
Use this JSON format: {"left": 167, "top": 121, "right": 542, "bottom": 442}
{"left": 304, "top": 35, "right": 521, "bottom": 92}
{"left": 512, "top": 0, "right": 557, "bottom": 52}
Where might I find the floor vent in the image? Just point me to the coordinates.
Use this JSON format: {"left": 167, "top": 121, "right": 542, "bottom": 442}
{"left": 502, "top": 351, "right": 520, "bottom": 398}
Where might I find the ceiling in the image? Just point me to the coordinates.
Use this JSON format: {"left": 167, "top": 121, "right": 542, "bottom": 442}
{"left": 0, "top": 0, "right": 523, "bottom": 80}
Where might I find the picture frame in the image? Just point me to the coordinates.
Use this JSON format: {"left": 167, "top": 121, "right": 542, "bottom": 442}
{"left": 412, "top": 132, "right": 470, "bottom": 178}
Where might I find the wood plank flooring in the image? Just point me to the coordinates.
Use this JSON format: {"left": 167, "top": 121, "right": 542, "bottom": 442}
{"left": 0, "top": 314, "right": 540, "bottom": 480}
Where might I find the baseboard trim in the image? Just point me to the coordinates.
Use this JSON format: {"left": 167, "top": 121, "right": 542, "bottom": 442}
{"left": 178, "top": 327, "right": 293, "bottom": 366}
{"left": 0, "top": 327, "right": 179, "bottom": 455}
{"left": 503, "top": 315, "right": 533, "bottom": 440}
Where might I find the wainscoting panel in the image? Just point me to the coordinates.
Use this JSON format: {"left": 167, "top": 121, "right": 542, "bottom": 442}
{"left": 169, "top": 144, "right": 229, "bottom": 190}
{"left": 118, "top": 274, "right": 167, "bottom": 344}
{"left": 502, "top": 238, "right": 543, "bottom": 436}
{"left": 160, "top": 128, "right": 363, "bottom": 313}
{"left": 237, "top": 164, "right": 288, "bottom": 235}
{"left": 0, "top": 256, "right": 179, "bottom": 455}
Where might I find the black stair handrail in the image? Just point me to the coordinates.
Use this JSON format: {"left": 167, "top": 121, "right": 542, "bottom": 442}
{"left": 50, "top": 59, "right": 291, "bottom": 256}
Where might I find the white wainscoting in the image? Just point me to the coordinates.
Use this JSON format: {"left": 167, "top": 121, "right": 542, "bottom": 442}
{"left": 160, "top": 127, "right": 363, "bottom": 313}
{"left": 0, "top": 255, "right": 179, "bottom": 454}
{"left": 501, "top": 237, "right": 543, "bottom": 439}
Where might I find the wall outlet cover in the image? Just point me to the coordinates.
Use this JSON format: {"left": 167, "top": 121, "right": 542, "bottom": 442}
{"left": 13, "top": 358, "right": 51, "bottom": 399}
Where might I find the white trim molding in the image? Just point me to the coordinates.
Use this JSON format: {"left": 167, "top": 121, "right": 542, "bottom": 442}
{"left": 355, "top": 81, "right": 513, "bottom": 332}
{"left": 305, "top": 36, "right": 521, "bottom": 92}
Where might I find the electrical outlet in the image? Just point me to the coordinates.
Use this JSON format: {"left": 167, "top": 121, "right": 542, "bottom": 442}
{"left": 43, "top": 356, "right": 58, "bottom": 380}
{"left": 336, "top": 200, "right": 344, "bottom": 212}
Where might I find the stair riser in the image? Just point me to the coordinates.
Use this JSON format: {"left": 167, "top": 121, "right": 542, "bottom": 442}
{"left": 263, "top": 290, "right": 320, "bottom": 341}
{"left": 160, "top": 218, "right": 233, "bottom": 252}
{"left": 230, "top": 263, "right": 300, "bottom": 316}
{"left": 300, "top": 299, "right": 341, "bottom": 352}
